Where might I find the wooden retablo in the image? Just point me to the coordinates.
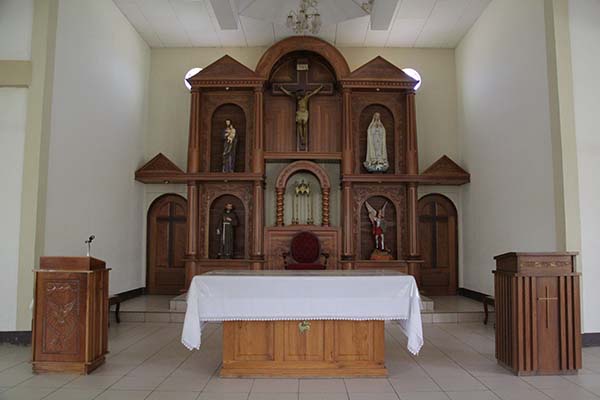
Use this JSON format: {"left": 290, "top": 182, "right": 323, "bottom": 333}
{"left": 493, "top": 252, "right": 581, "bottom": 375}
{"left": 32, "top": 257, "right": 109, "bottom": 374}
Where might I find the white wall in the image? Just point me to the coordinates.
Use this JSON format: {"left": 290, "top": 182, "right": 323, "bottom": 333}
{"left": 0, "top": 89, "right": 28, "bottom": 330}
{"left": 569, "top": 0, "right": 600, "bottom": 333}
{"left": 0, "top": 0, "right": 33, "bottom": 331}
{"left": 43, "top": 0, "right": 150, "bottom": 294}
{"left": 456, "top": 0, "right": 559, "bottom": 295}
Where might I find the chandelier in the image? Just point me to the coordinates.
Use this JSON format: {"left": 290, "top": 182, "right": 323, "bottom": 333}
{"left": 286, "top": 0, "right": 322, "bottom": 35}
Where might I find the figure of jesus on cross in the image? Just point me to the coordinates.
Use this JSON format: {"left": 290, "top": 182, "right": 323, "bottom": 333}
{"left": 272, "top": 59, "right": 333, "bottom": 151}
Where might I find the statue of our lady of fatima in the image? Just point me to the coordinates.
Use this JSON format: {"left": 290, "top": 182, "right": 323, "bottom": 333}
{"left": 363, "top": 112, "right": 389, "bottom": 172}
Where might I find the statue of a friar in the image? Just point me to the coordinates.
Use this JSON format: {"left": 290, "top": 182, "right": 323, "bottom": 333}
{"left": 216, "top": 203, "right": 238, "bottom": 259}
{"left": 279, "top": 84, "right": 323, "bottom": 151}
{"left": 363, "top": 112, "right": 389, "bottom": 172}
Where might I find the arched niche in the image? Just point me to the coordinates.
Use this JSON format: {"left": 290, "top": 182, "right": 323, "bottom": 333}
{"left": 360, "top": 195, "right": 398, "bottom": 260}
{"left": 210, "top": 103, "right": 246, "bottom": 173}
{"left": 275, "top": 161, "right": 331, "bottom": 227}
{"left": 208, "top": 194, "right": 246, "bottom": 259}
{"left": 359, "top": 104, "right": 395, "bottom": 174}
{"left": 284, "top": 171, "right": 323, "bottom": 225}
{"left": 255, "top": 36, "right": 350, "bottom": 81}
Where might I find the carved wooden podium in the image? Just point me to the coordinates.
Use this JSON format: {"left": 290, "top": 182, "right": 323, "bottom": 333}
{"left": 32, "top": 257, "right": 109, "bottom": 374}
{"left": 493, "top": 252, "right": 581, "bottom": 375}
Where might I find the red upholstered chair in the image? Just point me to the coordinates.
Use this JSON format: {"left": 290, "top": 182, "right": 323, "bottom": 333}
{"left": 282, "top": 231, "right": 329, "bottom": 270}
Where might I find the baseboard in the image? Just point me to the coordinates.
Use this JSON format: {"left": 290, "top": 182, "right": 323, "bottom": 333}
{"left": 116, "top": 287, "right": 145, "bottom": 301}
{"left": 583, "top": 333, "right": 600, "bottom": 347}
{"left": 0, "top": 331, "right": 31, "bottom": 345}
{"left": 458, "top": 287, "right": 491, "bottom": 302}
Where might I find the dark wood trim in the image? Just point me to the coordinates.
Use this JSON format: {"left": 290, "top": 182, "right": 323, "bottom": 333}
{"left": 0, "top": 331, "right": 32, "bottom": 345}
{"left": 582, "top": 333, "right": 600, "bottom": 347}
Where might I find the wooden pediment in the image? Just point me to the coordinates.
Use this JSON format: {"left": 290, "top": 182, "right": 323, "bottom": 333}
{"left": 135, "top": 153, "right": 184, "bottom": 184}
{"left": 341, "top": 56, "right": 418, "bottom": 89}
{"left": 187, "top": 55, "right": 264, "bottom": 88}
{"left": 420, "top": 155, "right": 470, "bottom": 185}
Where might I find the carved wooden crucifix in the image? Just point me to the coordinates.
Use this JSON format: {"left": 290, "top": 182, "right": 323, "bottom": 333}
{"left": 272, "top": 58, "right": 334, "bottom": 151}
{"left": 537, "top": 286, "right": 558, "bottom": 329}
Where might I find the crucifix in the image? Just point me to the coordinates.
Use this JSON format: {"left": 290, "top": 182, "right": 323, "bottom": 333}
{"left": 537, "top": 286, "right": 558, "bottom": 329}
{"left": 272, "top": 58, "right": 334, "bottom": 151}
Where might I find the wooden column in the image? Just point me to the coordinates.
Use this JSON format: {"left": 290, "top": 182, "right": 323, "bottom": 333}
{"left": 185, "top": 89, "right": 201, "bottom": 288}
{"left": 322, "top": 188, "right": 330, "bottom": 227}
{"left": 406, "top": 92, "right": 420, "bottom": 282}
{"left": 251, "top": 87, "right": 265, "bottom": 269}
{"left": 276, "top": 188, "right": 284, "bottom": 226}
{"left": 341, "top": 87, "right": 354, "bottom": 267}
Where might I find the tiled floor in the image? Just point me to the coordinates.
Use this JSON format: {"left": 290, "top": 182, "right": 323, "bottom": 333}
{"left": 2, "top": 321, "right": 600, "bottom": 400}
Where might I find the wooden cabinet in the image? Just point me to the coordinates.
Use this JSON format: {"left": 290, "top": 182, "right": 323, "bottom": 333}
{"left": 221, "top": 320, "right": 385, "bottom": 377}
{"left": 32, "top": 257, "right": 109, "bottom": 374}
{"left": 493, "top": 252, "right": 581, "bottom": 375}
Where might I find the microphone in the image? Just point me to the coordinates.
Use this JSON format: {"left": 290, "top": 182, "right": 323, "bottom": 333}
{"left": 85, "top": 235, "right": 95, "bottom": 244}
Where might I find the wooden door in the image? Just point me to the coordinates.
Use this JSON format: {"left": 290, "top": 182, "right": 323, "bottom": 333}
{"left": 418, "top": 194, "right": 458, "bottom": 295}
{"left": 147, "top": 194, "right": 187, "bottom": 294}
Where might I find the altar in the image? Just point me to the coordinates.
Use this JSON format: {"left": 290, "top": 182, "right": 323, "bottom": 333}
{"left": 181, "top": 270, "right": 423, "bottom": 377}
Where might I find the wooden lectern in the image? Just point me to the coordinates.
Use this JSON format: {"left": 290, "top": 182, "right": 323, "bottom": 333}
{"left": 493, "top": 252, "right": 581, "bottom": 375}
{"left": 32, "top": 257, "right": 109, "bottom": 374}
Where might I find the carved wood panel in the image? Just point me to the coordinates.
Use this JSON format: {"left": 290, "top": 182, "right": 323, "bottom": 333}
{"left": 264, "top": 93, "right": 295, "bottom": 152}
{"left": 352, "top": 184, "right": 406, "bottom": 260}
{"left": 200, "top": 91, "right": 254, "bottom": 173}
{"left": 309, "top": 94, "right": 342, "bottom": 153}
{"left": 42, "top": 279, "right": 82, "bottom": 356}
{"left": 199, "top": 182, "right": 253, "bottom": 259}
{"left": 264, "top": 226, "right": 340, "bottom": 269}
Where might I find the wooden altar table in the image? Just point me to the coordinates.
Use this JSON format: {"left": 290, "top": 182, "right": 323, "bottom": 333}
{"left": 181, "top": 270, "right": 423, "bottom": 377}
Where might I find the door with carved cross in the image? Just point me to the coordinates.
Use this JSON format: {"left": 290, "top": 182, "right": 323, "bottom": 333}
{"left": 147, "top": 194, "right": 187, "bottom": 294}
{"left": 418, "top": 194, "right": 458, "bottom": 295}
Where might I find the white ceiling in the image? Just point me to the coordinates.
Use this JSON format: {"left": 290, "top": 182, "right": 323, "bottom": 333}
{"left": 113, "top": 0, "right": 491, "bottom": 48}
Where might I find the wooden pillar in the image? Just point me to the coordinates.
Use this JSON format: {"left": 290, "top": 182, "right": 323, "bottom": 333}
{"left": 406, "top": 91, "right": 420, "bottom": 283}
{"left": 322, "top": 188, "right": 330, "bottom": 227}
{"left": 251, "top": 87, "right": 265, "bottom": 270}
{"left": 276, "top": 188, "right": 284, "bottom": 226}
{"left": 341, "top": 87, "right": 354, "bottom": 267}
{"left": 185, "top": 89, "right": 201, "bottom": 288}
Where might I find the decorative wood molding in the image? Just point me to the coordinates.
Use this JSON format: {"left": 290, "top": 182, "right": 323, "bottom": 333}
{"left": 187, "top": 55, "right": 265, "bottom": 89}
{"left": 255, "top": 36, "right": 350, "bottom": 81}
{"left": 135, "top": 153, "right": 185, "bottom": 183}
{"left": 419, "top": 155, "right": 470, "bottom": 185}
{"left": 341, "top": 56, "right": 418, "bottom": 90}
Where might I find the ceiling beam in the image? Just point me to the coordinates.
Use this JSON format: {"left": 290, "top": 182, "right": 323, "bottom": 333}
{"left": 370, "top": 0, "right": 399, "bottom": 30}
{"left": 209, "top": 0, "right": 238, "bottom": 30}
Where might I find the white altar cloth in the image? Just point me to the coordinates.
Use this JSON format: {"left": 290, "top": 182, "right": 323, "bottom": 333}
{"left": 181, "top": 270, "right": 423, "bottom": 355}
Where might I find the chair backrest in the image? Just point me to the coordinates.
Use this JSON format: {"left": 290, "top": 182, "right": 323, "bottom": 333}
{"left": 290, "top": 231, "right": 321, "bottom": 264}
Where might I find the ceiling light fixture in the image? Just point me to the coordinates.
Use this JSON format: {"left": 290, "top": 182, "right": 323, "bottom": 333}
{"left": 286, "top": 0, "right": 322, "bottom": 35}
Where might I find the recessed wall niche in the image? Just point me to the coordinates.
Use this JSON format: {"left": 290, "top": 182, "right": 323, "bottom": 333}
{"left": 359, "top": 104, "right": 395, "bottom": 174}
{"left": 208, "top": 194, "right": 246, "bottom": 259}
{"left": 210, "top": 103, "right": 246, "bottom": 173}
{"left": 360, "top": 195, "right": 398, "bottom": 260}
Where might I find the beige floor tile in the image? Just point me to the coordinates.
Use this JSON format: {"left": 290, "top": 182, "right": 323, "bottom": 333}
{"left": 64, "top": 374, "right": 122, "bottom": 390}
{"left": 111, "top": 375, "right": 165, "bottom": 390}
{"left": 248, "top": 393, "right": 298, "bottom": 400}
{"left": 521, "top": 376, "right": 573, "bottom": 389}
{"left": 0, "top": 386, "right": 54, "bottom": 400}
{"left": 299, "top": 393, "right": 349, "bottom": 400}
{"left": 389, "top": 377, "right": 440, "bottom": 392}
{"left": 252, "top": 379, "right": 298, "bottom": 393}
{"left": 492, "top": 389, "right": 552, "bottom": 400}
{"left": 16, "top": 373, "right": 78, "bottom": 388}
{"left": 43, "top": 388, "right": 103, "bottom": 400}
{"left": 94, "top": 389, "right": 152, "bottom": 400}
{"left": 156, "top": 375, "right": 210, "bottom": 392}
{"left": 0, "top": 371, "right": 35, "bottom": 387}
{"left": 396, "top": 392, "right": 450, "bottom": 400}
{"left": 345, "top": 379, "right": 394, "bottom": 394}
{"left": 446, "top": 391, "right": 500, "bottom": 400}
{"left": 197, "top": 393, "right": 250, "bottom": 400}
{"left": 203, "top": 377, "right": 253, "bottom": 393}
{"left": 299, "top": 379, "right": 347, "bottom": 393}
{"left": 476, "top": 376, "right": 533, "bottom": 391}
{"left": 431, "top": 375, "right": 486, "bottom": 391}
{"left": 349, "top": 394, "right": 400, "bottom": 400}
{"left": 146, "top": 391, "right": 200, "bottom": 400}
{"left": 540, "top": 386, "right": 600, "bottom": 400}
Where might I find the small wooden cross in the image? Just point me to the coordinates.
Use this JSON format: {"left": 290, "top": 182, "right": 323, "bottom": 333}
{"left": 537, "top": 286, "right": 558, "bottom": 329}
